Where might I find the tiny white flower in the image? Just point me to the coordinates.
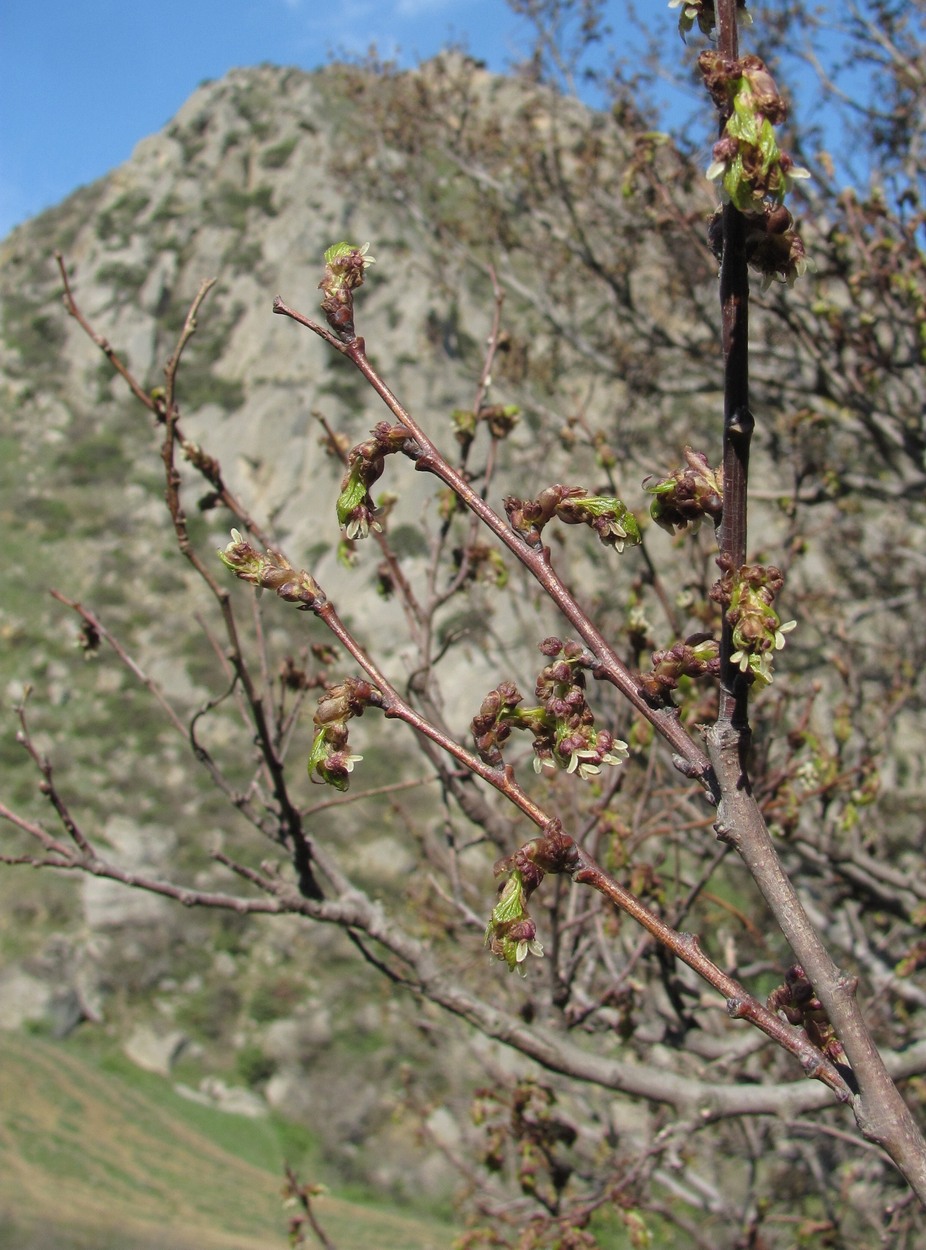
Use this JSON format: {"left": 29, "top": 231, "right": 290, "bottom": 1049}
{"left": 565, "top": 748, "right": 598, "bottom": 777}
{"left": 565, "top": 739, "right": 628, "bottom": 780}
{"left": 344, "top": 513, "right": 382, "bottom": 541}
{"left": 751, "top": 653, "right": 774, "bottom": 685}
{"left": 515, "top": 938, "right": 544, "bottom": 963}
{"left": 774, "top": 620, "right": 797, "bottom": 650}
{"left": 600, "top": 741, "right": 629, "bottom": 768}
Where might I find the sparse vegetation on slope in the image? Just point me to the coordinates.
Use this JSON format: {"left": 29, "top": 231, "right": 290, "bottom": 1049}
{"left": 1, "top": 3, "right": 926, "bottom": 1244}
{"left": 0, "top": 1031, "right": 457, "bottom": 1249}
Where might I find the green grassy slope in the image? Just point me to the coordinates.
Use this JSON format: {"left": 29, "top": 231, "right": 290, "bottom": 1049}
{"left": 0, "top": 1031, "right": 455, "bottom": 1250}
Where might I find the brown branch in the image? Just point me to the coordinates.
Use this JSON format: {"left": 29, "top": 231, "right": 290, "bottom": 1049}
{"left": 715, "top": 0, "right": 754, "bottom": 730}
{"left": 55, "top": 261, "right": 324, "bottom": 901}
{"left": 529, "top": 831, "right": 853, "bottom": 1102}
{"left": 49, "top": 592, "right": 188, "bottom": 736}
{"left": 0, "top": 800, "right": 290, "bottom": 916}
{"left": 14, "top": 697, "right": 94, "bottom": 857}
{"left": 47, "top": 591, "right": 287, "bottom": 846}
{"left": 0, "top": 802, "right": 72, "bottom": 859}
{"left": 57, "top": 253, "right": 272, "bottom": 546}
{"left": 273, "top": 296, "right": 713, "bottom": 785}
{"left": 56, "top": 252, "right": 157, "bottom": 412}
{"left": 301, "top": 773, "right": 436, "bottom": 818}
{"left": 283, "top": 1164, "right": 338, "bottom": 1250}
{"left": 706, "top": 721, "right": 926, "bottom": 1201}
{"left": 311, "top": 598, "right": 553, "bottom": 832}
{"left": 7, "top": 789, "right": 926, "bottom": 1129}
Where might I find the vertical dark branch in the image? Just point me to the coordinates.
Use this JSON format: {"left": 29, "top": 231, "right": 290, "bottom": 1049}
{"left": 715, "top": 0, "right": 754, "bottom": 732}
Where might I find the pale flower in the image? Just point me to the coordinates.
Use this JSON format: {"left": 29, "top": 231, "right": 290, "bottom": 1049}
{"left": 515, "top": 937, "right": 545, "bottom": 964}
{"left": 774, "top": 619, "right": 798, "bottom": 649}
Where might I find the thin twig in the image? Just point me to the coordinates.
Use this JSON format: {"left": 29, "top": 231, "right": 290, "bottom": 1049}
{"left": 273, "top": 296, "right": 713, "bottom": 784}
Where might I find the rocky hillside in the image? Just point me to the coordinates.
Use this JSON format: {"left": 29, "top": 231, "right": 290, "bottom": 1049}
{"left": 2, "top": 51, "right": 925, "bottom": 1241}
{"left": 1, "top": 56, "right": 703, "bottom": 1208}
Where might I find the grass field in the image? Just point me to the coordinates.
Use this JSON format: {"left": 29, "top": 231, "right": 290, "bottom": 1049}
{"left": 0, "top": 1030, "right": 456, "bottom": 1249}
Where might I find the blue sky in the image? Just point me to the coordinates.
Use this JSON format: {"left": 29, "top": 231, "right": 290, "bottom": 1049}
{"left": 0, "top": 0, "right": 539, "bottom": 238}
{"left": 0, "top": 2, "right": 892, "bottom": 240}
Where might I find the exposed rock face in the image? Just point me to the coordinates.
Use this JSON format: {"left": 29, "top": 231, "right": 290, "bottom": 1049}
{"left": 175, "top": 1075, "right": 268, "bottom": 1118}
{"left": 3, "top": 53, "right": 924, "bottom": 1226}
{"left": 263, "top": 1008, "right": 333, "bottom": 1066}
{"left": 82, "top": 816, "right": 177, "bottom": 929}
{"left": 1, "top": 63, "right": 513, "bottom": 559}
{"left": 4, "top": 62, "right": 647, "bottom": 785}
{"left": 1, "top": 59, "right": 686, "bottom": 1016}
{"left": 0, "top": 57, "right": 828, "bottom": 1192}
{"left": 0, "top": 940, "right": 99, "bottom": 1037}
{"left": 0, "top": 967, "right": 61, "bottom": 1031}
{"left": 125, "top": 1023, "right": 189, "bottom": 1074}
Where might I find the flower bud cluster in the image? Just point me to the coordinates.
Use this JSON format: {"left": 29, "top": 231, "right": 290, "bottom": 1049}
{"left": 484, "top": 869, "right": 545, "bottom": 974}
{"left": 709, "top": 201, "right": 809, "bottom": 289}
{"left": 485, "top": 827, "right": 578, "bottom": 974}
{"left": 767, "top": 964, "right": 847, "bottom": 1066}
{"left": 451, "top": 403, "right": 520, "bottom": 452}
{"left": 279, "top": 655, "right": 311, "bottom": 692}
{"left": 471, "top": 640, "right": 629, "bottom": 781}
{"left": 640, "top": 633, "right": 720, "bottom": 704}
{"left": 218, "top": 530, "right": 324, "bottom": 609}
{"left": 318, "top": 241, "right": 375, "bottom": 342}
{"left": 472, "top": 680, "right": 525, "bottom": 769}
{"left": 307, "top": 677, "right": 382, "bottom": 791}
{"left": 644, "top": 447, "right": 723, "bottom": 533}
{"left": 744, "top": 204, "right": 809, "bottom": 288}
{"left": 471, "top": 1078, "right": 578, "bottom": 1204}
{"left": 504, "top": 485, "right": 642, "bottom": 553}
{"left": 337, "top": 423, "right": 413, "bottom": 540}
{"left": 700, "top": 53, "right": 810, "bottom": 282}
{"left": 712, "top": 563, "right": 796, "bottom": 688}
